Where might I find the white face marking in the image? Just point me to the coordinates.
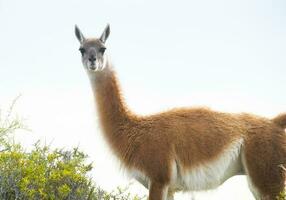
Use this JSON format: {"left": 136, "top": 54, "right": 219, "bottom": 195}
{"left": 75, "top": 25, "right": 109, "bottom": 72}
{"left": 80, "top": 44, "right": 106, "bottom": 72}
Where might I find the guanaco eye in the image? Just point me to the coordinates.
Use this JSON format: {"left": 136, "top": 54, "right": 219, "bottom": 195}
{"left": 79, "top": 47, "right": 86, "bottom": 55}
{"left": 99, "top": 47, "right": 106, "bottom": 54}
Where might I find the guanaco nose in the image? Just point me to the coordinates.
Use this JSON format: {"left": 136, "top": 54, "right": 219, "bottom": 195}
{"left": 89, "top": 56, "right": 96, "bottom": 64}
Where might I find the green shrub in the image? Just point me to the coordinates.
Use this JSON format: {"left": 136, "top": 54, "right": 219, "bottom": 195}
{"left": 277, "top": 190, "right": 286, "bottom": 200}
{"left": 0, "top": 100, "right": 144, "bottom": 200}
{"left": 0, "top": 143, "right": 95, "bottom": 200}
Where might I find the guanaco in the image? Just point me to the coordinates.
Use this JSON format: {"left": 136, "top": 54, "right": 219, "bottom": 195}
{"left": 75, "top": 24, "right": 286, "bottom": 200}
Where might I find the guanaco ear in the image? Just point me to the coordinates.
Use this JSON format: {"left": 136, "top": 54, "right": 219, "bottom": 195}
{"left": 99, "top": 24, "right": 110, "bottom": 43}
{"left": 75, "top": 25, "right": 85, "bottom": 43}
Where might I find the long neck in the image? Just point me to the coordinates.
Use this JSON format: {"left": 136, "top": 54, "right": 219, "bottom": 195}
{"left": 87, "top": 60, "right": 135, "bottom": 155}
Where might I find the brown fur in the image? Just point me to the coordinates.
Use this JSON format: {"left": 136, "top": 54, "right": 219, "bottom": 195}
{"left": 86, "top": 62, "right": 286, "bottom": 199}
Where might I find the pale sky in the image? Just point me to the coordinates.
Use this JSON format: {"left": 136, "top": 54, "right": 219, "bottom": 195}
{"left": 1, "top": 0, "right": 286, "bottom": 199}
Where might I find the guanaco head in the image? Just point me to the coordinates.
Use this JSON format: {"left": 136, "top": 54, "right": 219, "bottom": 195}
{"left": 75, "top": 24, "right": 110, "bottom": 71}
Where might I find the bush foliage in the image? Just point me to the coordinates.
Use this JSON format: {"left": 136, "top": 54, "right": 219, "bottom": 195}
{"left": 0, "top": 143, "right": 94, "bottom": 200}
{"left": 0, "top": 101, "right": 144, "bottom": 200}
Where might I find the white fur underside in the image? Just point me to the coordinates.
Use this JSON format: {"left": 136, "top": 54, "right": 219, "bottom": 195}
{"left": 171, "top": 138, "right": 244, "bottom": 191}
{"left": 131, "top": 138, "right": 244, "bottom": 192}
